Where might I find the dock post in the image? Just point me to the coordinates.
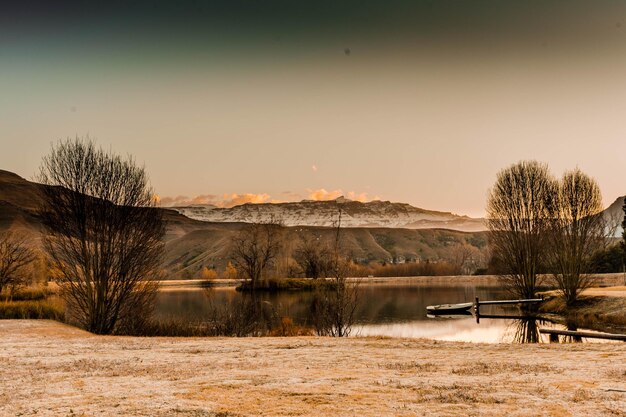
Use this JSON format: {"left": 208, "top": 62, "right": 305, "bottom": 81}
{"left": 475, "top": 296, "right": 480, "bottom": 323}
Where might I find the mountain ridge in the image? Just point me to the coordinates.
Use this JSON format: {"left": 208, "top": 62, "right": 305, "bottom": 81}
{"left": 172, "top": 198, "right": 487, "bottom": 232}
{"left": 0, "top": 170, "right": 490, "bottom": 277}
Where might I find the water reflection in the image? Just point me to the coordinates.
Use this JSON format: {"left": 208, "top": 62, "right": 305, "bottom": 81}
{"left": 509, "top": 317, "right": 541, "bottom": 344}
{"left": 156, "top": 282, "right": 509, "bottom": 326}
{"left": 154, "top": 282, "right": 616, "bottom": 344}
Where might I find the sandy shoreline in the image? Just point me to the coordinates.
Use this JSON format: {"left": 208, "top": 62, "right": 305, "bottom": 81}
{"left": 1, "top": 320, "right": 625, "bottom": 416}
{"left": 156, "top": 273, "right": 626, "bottom": 289}
{"left": 40, "top": 272, "right": 626, "bottom": 292}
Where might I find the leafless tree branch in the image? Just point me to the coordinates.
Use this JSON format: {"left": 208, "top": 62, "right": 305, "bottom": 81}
{"left": 486, "top": 160, "right": 555, "bottom": 299}
{"left": 546, "top": 169, "right": 605, "bottom": 306}
{"left": 37, "top": 137, "right": 164, "bottom": 334}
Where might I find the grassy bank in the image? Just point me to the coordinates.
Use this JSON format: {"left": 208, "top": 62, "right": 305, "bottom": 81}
{"left": 0, "top": 298, "right": 64, "bottom": 320}
{"left": 4, "top": 286, "right": 54, "bottom": 301}
{"left": 540, "top": 288, "right": 626, "bottom": 333}
{"left": 0, "top": 287, "right": 64, "bottom": 321}
{"left": 0, "top": 299, "right": 64, "bottom": 320}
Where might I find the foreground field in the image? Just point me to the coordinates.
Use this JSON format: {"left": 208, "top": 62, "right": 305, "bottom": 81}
{"left": 1, "top": 321, "right": 625, "bottom": 416}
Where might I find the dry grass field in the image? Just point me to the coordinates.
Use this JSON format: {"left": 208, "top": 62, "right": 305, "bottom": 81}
{"left": 1, "top": 320, "right": 625, "bottom": 416}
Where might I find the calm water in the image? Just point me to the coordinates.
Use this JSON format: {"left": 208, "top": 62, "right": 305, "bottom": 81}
{"left": 155, "top": 280, "right": 615, "bottom": 343}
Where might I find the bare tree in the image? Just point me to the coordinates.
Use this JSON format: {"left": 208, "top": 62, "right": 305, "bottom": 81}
{"left": 546, "top": 169, "right": 605, "bottom": 306}
{"left": 230, "top": 218, "right": 283, "bottom": 291}
{"left": 622, "top": 197, "right": 626, "bottom": 254}
{"left": 294, "top": 232, "right": 332, "bottom": 278}
{"left": 37, "top": 137, "right": 164, "bottom": 334}
{"left": 0, "top": 232, "right": 35, "bottom": 297}
{"left": 311, "top": 206, "right": 359, "bottom": 337}
{"left": 451, "top": 244, "right": 481, "bottom": 275}
{"left": 487, "top": 161, "right": 555, "bottom": 299}
{"left": 620, "top": 197, "right": 626, "bottom": 285}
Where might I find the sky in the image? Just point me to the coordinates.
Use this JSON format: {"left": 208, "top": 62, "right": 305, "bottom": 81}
{"left": 1, "top": 1, "right": 626, "bottom": 217}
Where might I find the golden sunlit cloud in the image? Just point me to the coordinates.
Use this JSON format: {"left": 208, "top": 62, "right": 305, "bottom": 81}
{"left": 159, "top": 188, "right": 379, "bottom": 208}
{"left": 345, "top": 191, "right": 369, "bottom": 202}
{"left": 158, "top": 194, "right": 220, "bottom": 207}
{"left": 307, "top": 188, "right": 343, "bottom": 201}
{"left": 306, "top": 189, "right": 374, "bottom": 202}
{"left": 220, "top": 193, "right": 275, "bottom": 207}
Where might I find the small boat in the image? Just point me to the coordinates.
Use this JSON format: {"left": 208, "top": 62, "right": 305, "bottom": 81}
{"left": 426, "top": 312, "right": 472, "bottom": 319}
{"left": 426, "top": 302, "right": 473, "bottom": 315}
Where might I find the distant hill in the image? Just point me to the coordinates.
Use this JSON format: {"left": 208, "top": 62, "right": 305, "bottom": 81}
{"left": 173, "top": 198, "right": 487, "bottom": 232}
{"left": 603, "top": 196, "right": 625, "bottom": 237}
{"left": 0, "top": 170, "right": 47, "bottom": 240}
{"left": 0, "top": 169, "right": 493, "bottom": 278}
{"left": 6, "top": 170, "right": 623, "bottom": 278}
{"left": 163, "top": 223, "right": 489, "bottom": 279}
{"left": 0, "top": 169, "right": 201, "bottom": 239}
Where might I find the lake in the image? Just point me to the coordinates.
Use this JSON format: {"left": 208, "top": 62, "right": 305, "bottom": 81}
{"left": 155, "top": 278, "right": 616, "bottom": 343}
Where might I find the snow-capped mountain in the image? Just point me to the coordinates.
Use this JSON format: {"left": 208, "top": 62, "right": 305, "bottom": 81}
{"left": 172, "top": 197, "right": 487, "bottom": 232}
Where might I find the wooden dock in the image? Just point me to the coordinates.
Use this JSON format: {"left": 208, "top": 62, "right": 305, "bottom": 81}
{"left": 474, "top": 297, "right": 544, "bottom": 306}
{"left": 474, "top": 297, "right": 544, "bottom": 323}
{"left": 473, "top": 313, "right": 540, "bottom": 320}
{"left": 474, "top": 296, "right": 543, "bottom": 313}
{"left": 539, "top": 328, "right": 626, "bottom": 342}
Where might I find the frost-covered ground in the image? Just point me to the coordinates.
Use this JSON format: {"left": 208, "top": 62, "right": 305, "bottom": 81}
{"left": 1, "top": 320, "right": 625, "bottom": 416}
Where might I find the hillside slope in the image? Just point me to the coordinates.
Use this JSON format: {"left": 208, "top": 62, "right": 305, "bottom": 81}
{"left": 162, "top": 223, "right": 489, "bottom": 278}
{"left": 2, "top": 170, "right": 623, "bottom": 278}
{"left": 0, "top": 170, "right": 489, "bottom": 278}
{"left": 0, "top": 169, "right": 202, "bottom": 239}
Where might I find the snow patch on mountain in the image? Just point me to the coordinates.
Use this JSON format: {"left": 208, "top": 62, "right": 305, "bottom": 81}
{"left": 172, "top": 198, "right": 487, "bottom": 232}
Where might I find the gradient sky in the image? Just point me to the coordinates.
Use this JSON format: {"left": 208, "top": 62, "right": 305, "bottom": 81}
{"left": 1, "top": 1, "right": 626, "bottom": 217}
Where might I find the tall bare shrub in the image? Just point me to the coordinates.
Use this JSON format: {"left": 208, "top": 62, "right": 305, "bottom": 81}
{"left": 294, "top": 232, "right": 332, "bottom": 278}
{"left": 231, "top": 219, "right": 283, "bottom": 291}
{"left": 311, "top": 207, "right": 359, "bottom": 337}
{"left": 487, "top": 161, "right": 555, "bottom": 299}
{"left": 0, "top": 232, "right": 35, "bottom": 297}
{"left": 622, "top": 197, "right": 626, "bottom": 274}
{"left": 37, "top": 137, "right": 164, "bottom": 334}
